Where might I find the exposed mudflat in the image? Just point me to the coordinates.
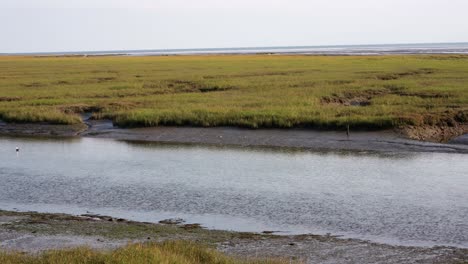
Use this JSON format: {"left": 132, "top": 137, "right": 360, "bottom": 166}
{"left": 0, "top": 121, "right": 87, "bottom": 137}
{"left": 1, "top": 119, "right": 467, "bottom": 153}
{"left": 83, "top": 120, "right": 468, "bottom": 153}
{"left": 0, "top": 211, "right": 466, "bottom": 264}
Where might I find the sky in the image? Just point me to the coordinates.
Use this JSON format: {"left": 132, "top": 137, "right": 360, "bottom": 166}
{"left": 1, "top": 0, "right": 468, "bottom": 53}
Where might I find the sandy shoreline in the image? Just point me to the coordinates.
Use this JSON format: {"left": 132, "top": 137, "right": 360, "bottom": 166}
{"left": 1, "top": 120, "right": 467, "bottom": 154}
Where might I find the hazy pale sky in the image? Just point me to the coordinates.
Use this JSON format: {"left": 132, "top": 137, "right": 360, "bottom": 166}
{"left": 1, "top": 0, "right": 468, "bottom": 53}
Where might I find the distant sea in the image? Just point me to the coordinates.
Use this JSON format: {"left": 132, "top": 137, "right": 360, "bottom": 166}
{"left": 4, "top": 42, "right": 468, "bottom": 56}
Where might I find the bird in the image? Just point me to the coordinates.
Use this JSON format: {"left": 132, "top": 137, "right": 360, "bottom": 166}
{"left": 16, "top": 147, "right": 19, "bottom": 152}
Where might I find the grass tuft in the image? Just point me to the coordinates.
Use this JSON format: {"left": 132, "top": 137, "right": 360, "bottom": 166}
{"left": 0, "top": 241, "right": 294, "bottom": 264}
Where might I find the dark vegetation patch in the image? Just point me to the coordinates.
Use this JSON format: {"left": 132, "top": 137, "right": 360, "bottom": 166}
{"left": 455, "top": 110, "right": 468, "bottom": 123}
{"left": 383, "top": 84, "right": 406, "bottom": 92}
{"left": 58, "top": 104, "right": 103, "bottom": 114}
{"left": 0, "top": 96, "right": 21, "bottom": 102}
{"left": 181, "top": 223, "right": 203, "bottom": 230}
{"left": 356, "top": 70, "right": 382, "bottom": 74}
{"left": 87, "top": 94, "right": 113, "bottom": 99}
{"left": 81, "top": 76, "right": 119, "bottom": 85}
{"left": 235, "top": 70, "right": 306, "bottom": 77}
{"left": 54, "top": 102, "right": 139, "bottom": 123}
{"left": 142, "top": 82, "right": 164, "bottom": 89}
{"left": 289, "top": 81, "right": 316, "bottom": 88}
{"left": 376, "top": 68, "right": 436, "bottom": 80}
{"left": 90, "top": 70, "right": 119, "bottom": 74}
{"left": 384, "top": 84, "right": 453, "bottom": 99}
{"left": 322, "top": 84, "right": 454, "bottom": 108}
{"left": 95, "top": 76, "right": 117, "bottom": 82}
{"left": 321, "top": 89, "right": 388, "bottom": 107}
{"left": 167, "top": 80, "right": 202, "bottom": 92}
{"left": 236, "top": 232, "right": 263, "bottom": 240}
{"left": 398, "top": 109, "right": 468, "bottom": 140}
{"left": 100, "top": 101, "right": 138, "bottom": 111}
{"left": 325, "top": 80, "right": 354, "bottom": 85}
{"left": 203, "top": 70, "right": 306, "bottom": 79}
{"left": 321, "top": 94, "right": 372, "bottom": 106}
{"left": 199, "top": 86, "right": 232, "bottom": 93}
{"left": 109, "top": 85, "right": 131, "bottom": 90}
{"left": 423, "top": 112, "right": 458, "bottom": 127}
{"left": 396, "top": 91, "right": 453, "bottom": 99}
{"left": 21, "top": 82, "right": 45, "bottom": 88}
{"left": 170, "top": 80, "right": 235, "bottom": 93}
{"left": 159, "top": 218, "right": 185, "bottom": 225}
{"left": 54, "top": 80, "right": 71, "bottom": 85}
{"left": 384, "top": 84, "right": 452, "bottom": 99}
{"left": 425, "top": 55, "right": 468, "bottom": 60}
{"left": 143, "top": 80, "right": 236, "bottom": 94}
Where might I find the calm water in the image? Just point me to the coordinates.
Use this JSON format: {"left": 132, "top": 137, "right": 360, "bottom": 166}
{"left": 4, "top": 43, "right": 468, "bottom": 56}
{"left": 0, "top": 136, "right": 467, "bottom": 248}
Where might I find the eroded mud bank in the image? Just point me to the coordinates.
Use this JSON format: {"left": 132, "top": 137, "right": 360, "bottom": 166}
{"left": 1, "top": 119, "right": 467, "bottom": 153}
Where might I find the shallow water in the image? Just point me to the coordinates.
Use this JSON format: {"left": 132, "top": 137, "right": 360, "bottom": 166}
{"left": 0, "top": 136, "right": 467, "bottom": 248}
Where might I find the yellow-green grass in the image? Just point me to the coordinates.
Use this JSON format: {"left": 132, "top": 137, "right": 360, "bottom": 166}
{"left": 0, "top": 241, "right": 292, "bottom": 264}
{"left": 0, "top": 55, "right": 467, "bottom": 129}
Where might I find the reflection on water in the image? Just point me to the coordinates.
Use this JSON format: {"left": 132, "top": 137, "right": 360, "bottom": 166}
{"left": 0, "top": 136, "right": 467, "bottom": 248}
{"left": 124, "top": 140, "right": 417, "bottom": 160}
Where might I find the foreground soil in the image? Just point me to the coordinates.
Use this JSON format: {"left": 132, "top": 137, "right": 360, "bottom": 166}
{"left": 0, "top": 210, "right": 467, "bottom": 264}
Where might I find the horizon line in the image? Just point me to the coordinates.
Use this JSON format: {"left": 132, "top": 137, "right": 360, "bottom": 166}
{"left": 2, "top": 41, "right": 468, "bottom": 55}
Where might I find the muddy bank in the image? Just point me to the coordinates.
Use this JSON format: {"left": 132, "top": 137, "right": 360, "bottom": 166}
{"left": 0, "top": 210, "right": 466, "bottom": 264}
{"left": 1, "top": 120, "right": 467, "bottom": 153}
{"left": 399, "top": 124, "right": 468, "bottom": 143}
{"left": 0, "top": 121, "right": 87, "bottom": 137}
{"left": 84, "top": 126, "right": 468, "bottom": 154}
{"left": 450, "top": 133, "right": 468, "bottom": 145}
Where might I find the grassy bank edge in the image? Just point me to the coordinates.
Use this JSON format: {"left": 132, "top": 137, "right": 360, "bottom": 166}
{"left": 0, "top": 210, "right": 296, "bottom": 263}
{"left": 0, "top": 241, "right": 294, "bottom": 264}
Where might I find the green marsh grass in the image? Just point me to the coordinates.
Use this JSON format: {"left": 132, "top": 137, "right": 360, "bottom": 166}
{"left": 0, "top": 55, "right": 467, "bottom": 129}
